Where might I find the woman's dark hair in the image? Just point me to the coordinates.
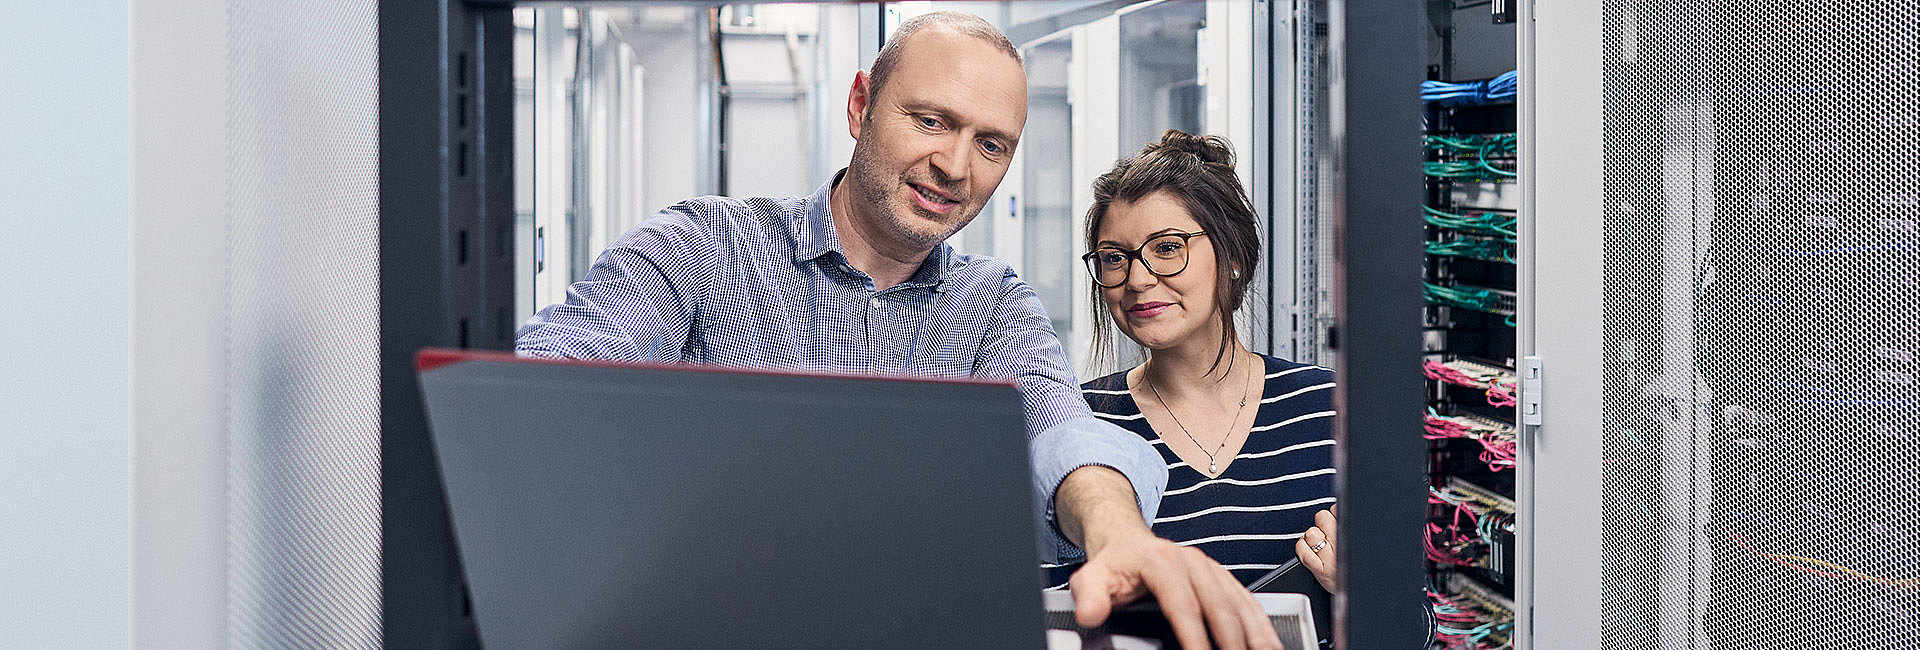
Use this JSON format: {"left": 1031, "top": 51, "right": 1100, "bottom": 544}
{"left": 1084, "top": 130, "right": 1261, "bottom": 375}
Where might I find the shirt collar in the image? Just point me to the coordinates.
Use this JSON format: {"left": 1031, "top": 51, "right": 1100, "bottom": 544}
{"left": 794, "top": 171, "right": 843, "bottom": 264}
{"left": 796, "top": 168, "right": 957, "bottom": 292}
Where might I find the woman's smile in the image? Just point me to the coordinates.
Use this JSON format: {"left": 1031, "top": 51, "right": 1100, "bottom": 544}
{"left": 1126, "top": 301, "right": 1175, "bottom": 319}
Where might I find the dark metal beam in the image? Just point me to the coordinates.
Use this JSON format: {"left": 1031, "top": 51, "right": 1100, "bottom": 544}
{"left": 1328, "top": 0, "right": 1428, "bottom": 647}
{"left": 380, "top": 0, "right": 515, "bottom": 647}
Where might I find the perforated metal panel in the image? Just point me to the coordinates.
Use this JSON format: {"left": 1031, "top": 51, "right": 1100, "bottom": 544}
{"left": 1602, "top": 3, "right": 1920, "bottom": 647}
{"left": 225, "top": 0, "right": 381, "bottom": 647}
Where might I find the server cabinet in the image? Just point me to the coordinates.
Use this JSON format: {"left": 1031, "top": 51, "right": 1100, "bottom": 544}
{"left": 1528, "top": 1, "right": 1920, "bottom": 647}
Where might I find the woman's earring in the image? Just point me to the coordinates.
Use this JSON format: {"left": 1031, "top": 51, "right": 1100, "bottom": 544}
{"left": 1231, "top": 269, "right": 1241, "bottom": 280}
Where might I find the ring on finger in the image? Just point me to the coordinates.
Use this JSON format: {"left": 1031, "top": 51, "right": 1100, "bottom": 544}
{"left": 1308, "top": 537, "right": 1329, "bottom": 553}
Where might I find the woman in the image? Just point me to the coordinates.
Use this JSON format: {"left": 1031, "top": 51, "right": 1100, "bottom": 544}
{"left": 1044, "top": 130, "right": 1340, "bottom": 594}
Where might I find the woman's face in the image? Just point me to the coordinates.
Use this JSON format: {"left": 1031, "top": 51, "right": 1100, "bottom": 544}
{"left": 1095, "top": 190, "right": 1224, "bottom": 353}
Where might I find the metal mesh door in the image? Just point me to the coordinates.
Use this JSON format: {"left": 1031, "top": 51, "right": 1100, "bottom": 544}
{"left": 1601, "top": 1, "right": 1920, "bottom": 647}
{"left": 226, "top": 0, "right": 381, "bottom": 647}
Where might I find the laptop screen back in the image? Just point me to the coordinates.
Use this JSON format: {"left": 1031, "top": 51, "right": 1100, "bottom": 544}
{"left": 418, "top": 350, "right": 1045, "bottom": 649}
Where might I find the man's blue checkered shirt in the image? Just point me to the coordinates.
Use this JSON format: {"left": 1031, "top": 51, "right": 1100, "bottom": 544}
{"left": 515, "top": 173, "right": 1166, "bottom": 563}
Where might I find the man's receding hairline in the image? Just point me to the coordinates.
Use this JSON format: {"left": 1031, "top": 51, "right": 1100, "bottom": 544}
{"left": 884, "top": 11, "right": 1021, "bottom": 60}
{"left": 868, "top": 12, "right": 1023, "bottom": 101}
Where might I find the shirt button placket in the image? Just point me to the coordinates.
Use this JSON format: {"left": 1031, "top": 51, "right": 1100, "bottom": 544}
{"left": 864, "top": 293, "right": 881, "bottom": 373}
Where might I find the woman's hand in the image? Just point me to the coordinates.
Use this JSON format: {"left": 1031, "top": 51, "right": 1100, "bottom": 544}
{"left": 1294, "top": 506, "right": 1337, "bottom": 593}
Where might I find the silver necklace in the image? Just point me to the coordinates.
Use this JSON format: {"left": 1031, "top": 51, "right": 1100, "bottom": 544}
{"left": 1144, "top": 356, "right": 1256, "bottom": 475}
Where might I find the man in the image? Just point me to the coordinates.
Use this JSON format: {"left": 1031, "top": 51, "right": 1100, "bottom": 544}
{"left": 516, "top": 12, "right": 1281, "bottom": 650}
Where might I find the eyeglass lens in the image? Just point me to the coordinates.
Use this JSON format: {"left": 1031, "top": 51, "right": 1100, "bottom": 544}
{"left": 1089, "top": 233, "right": 1192, "bottom": 287}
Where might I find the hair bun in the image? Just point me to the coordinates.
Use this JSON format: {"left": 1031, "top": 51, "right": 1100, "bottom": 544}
{"left": 1155, "top": 130, "right": 1235, "bottom": 168}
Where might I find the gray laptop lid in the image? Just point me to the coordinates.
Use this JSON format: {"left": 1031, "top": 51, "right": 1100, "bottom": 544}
{"left": 417, "top": 349, "right": 1045, "bottom": 649}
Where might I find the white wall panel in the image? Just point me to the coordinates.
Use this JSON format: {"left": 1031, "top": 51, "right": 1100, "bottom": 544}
{"left": 131, "top": 0, "right": 228, "bottom": 645}
{"left": 0, "top": 2, "right": 133, "bottom": 647}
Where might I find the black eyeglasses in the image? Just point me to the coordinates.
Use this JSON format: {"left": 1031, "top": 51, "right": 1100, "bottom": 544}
{"left": 1081, "top": 231, "right": 1207, "bottom": 288}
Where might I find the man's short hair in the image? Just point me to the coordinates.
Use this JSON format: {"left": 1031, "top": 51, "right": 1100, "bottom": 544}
{"left": 867, "top": 11, "right": 1023, "bottom": 106}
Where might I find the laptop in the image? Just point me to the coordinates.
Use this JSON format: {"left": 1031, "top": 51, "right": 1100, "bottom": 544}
{"left": 1041, "top": 591, "right": 1318, "bottom": 650}
{"left": 416, "top": 349, "right": 1046, "bottom": 649}
{"left": 1250, "top": 557, "right": 1332, "bottom": 646}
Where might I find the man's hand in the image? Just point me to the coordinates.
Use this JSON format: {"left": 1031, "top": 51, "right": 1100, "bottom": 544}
{"left": 1293, "top": 506, "right": 1337, "bottom": 593}
{"left": 1056, "top": 466, "right": 1282, "bottom": 650}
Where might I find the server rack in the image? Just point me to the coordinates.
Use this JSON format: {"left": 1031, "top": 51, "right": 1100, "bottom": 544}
{"left": 1419, "top": 3, "right": 1521, "bottom": 647}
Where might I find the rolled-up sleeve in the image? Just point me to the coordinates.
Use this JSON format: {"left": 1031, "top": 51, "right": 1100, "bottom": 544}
{"left": 975, "top": 270, "right": 1167, "bottom": 564}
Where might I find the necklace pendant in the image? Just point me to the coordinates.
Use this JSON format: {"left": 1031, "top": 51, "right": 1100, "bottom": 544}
{"left": 1209, "top": 460, "right": 1218, "bottom": 473}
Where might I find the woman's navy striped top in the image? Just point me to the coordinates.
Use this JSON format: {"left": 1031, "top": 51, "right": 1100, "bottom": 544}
{"left": 1045, "top": 354, "right": 1336, "bottom": 588}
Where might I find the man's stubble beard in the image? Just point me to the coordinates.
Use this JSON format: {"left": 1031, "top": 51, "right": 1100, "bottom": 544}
{"left": 846, "top": 125, "right": 981, "bottom": 252}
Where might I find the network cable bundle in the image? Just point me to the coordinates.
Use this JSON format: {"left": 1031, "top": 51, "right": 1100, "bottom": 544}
{"left": 1421, "top": 62, "right": 1518, "bottom": 649}
{"left": 1420, "top": 71, "right": 1517, "bottom": 106}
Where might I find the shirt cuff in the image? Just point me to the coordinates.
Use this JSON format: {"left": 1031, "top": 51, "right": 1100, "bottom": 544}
{"left": 1030, "top": 415, "right": 1168, "bottom": 564}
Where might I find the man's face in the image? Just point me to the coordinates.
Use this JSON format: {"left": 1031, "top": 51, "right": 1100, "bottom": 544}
{"left": 845, "top": 30, "right": 1028, "bottom": 252}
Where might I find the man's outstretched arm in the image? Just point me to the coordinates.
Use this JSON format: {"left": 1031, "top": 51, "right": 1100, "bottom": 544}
{"left": 1056, "top": 466, "right": 1284, "bottom": 650}
{"left": 515, "top": 205, "right": 717, "bottom": 361}
{"left": 976, "top": 272, "right": 1280, "bottom": 650}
